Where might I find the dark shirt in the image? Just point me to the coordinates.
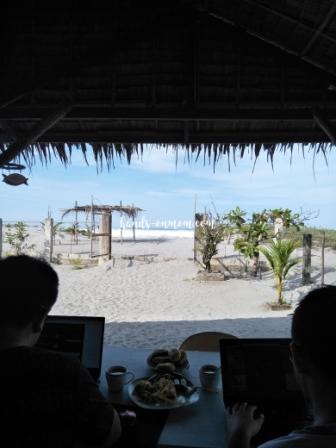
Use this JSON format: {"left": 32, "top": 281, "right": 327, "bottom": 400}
{"left": 0, "top": 346, "right": 115, "bottom": 448}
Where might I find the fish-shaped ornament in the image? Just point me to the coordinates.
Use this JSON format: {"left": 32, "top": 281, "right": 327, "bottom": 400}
{"left": 2, "top": 173, "right": 28, "bottom": 186}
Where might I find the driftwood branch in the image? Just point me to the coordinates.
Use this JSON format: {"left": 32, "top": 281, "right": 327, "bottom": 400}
{"left": 0, "top": 103, "right": 72, "bottom": 167}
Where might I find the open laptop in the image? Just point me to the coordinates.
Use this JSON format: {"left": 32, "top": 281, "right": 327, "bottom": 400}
{"left": 36, "top": 315, "right": 105, "bottom": 382}
{"left": 220, "top": 338, "right": 310, "bottom": 446}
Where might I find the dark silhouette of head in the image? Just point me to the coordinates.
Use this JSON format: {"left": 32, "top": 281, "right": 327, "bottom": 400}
{"left": 292, "top": 285, "right": 336, "bottom": 381}
{"left": 0, "top": 255, "right": 59, "bottom": 327}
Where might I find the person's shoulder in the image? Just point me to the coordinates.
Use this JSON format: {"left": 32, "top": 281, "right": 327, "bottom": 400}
{"left": 7, "top": 346, "right": 82, "bottom": 373}
{"left": 257, "top": 433, "right": 304, "bottom": 447}
{"left": 258, "top": 429, "right": 336, "bottom": 447}
{"left": 32, "top": 347, "right": 82, "bottom": 368}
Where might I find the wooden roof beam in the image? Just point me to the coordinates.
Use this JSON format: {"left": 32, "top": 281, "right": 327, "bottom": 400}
{"left": 203, "top": 2, "right": 336, "bottom": 77}
{"left": 2, "top": 107, "right": 336, "bottom": 121}
{"left": 0, "top": 91, "right": 33, "bottom": 110}
{"left": 312, "top": 107, "right": 336, "bottom": 144}
{"left": 0, "top": 103, "right": 72, "bottom": 167}
{"left": 301, "top": 4, "right": 336, "bottom": 56}
{"left": 242, "top": 0, "right": 336, "bottom": 46}
{"left": 11, "top": 130, "right": 330, "bottom": 144}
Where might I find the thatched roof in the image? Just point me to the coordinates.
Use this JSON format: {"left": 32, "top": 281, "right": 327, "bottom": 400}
{"left": 62, "top": 205, "right": 143, "bottom": 219}
{"left": 1, "top": 0, "right": 336, "bottom": 168}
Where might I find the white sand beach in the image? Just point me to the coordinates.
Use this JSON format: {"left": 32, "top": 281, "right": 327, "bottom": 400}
{"left": 3, "top": 227, "right": 336, "bottom": 348}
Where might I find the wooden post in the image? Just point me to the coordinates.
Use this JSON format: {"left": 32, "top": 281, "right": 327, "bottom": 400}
{"left": 110, "top": 213, "right": 113, "bottom": 258}
{"left": 99, "top": 212, "right": 111, "bottom": 261}
{"left": 302, "top": 233, "right": 312, "bottom": 285}
{"left": 321, "top": 231, "right": 325, "bottom": 286}
{"left": 194, "top": 195, "right": 197, "bottom": 262}
{"left": 90, "top": 197, "right": 94, "bottom": 258}
{"left": 132, "top": 203, "right": 136, "bottom": 242}
{"left": 49, "top": 218, "right": 54, "bottom": 263}
{"left": 0, "top": 218, "right": 2, "bottom": 259}
{"left": 74, "top": 200, "right": 78, "bottom": 245}
{"left": 44, "top": 217, "right": 53, "bottom": 263}
{"left": 120, "top": 200, "right": 123, "bottom": 244}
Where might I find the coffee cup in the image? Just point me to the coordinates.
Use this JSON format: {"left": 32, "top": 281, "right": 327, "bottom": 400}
{"left": 105, "top": 365, "right": 134, "bottom": 392}
{"left": 199, "top": 364, "right": 220, "bottom": 392}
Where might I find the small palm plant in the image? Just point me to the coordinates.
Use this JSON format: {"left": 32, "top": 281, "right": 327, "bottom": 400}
{"left": 5, "top": 221, "right": 35, "bottom": 255}
{"left": 258, "top": 239, "right": 300, "bottom": 305}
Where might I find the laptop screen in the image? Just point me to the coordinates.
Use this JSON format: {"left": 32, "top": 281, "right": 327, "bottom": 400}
{"left": 220, "top": 338, "right": 301, "bottom": 405}
{"left": 36, "top": 315, "right": 105, "bottom": 382}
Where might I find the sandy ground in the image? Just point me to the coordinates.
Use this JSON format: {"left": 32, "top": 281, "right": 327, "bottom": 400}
{"left": 3, "top": 227, "right": 336, "bottom": 348}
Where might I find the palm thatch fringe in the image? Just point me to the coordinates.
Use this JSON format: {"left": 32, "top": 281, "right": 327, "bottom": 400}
{"left": 0, "top": 142, "right": 333, "bottom": 171}
{"left": 61, "top": 204, "right": 143, "bottom": 220}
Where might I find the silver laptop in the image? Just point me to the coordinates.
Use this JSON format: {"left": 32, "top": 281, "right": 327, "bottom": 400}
{"left": 36, "top": 315, "right": 105, "bottom": 382}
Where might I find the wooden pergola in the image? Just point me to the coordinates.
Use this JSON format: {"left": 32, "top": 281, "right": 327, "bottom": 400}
{"left": 62, "top": 204, "right": 143, "bottom": 258}
{"left": 0, "top": 0, "right": 336, "bottom": 171}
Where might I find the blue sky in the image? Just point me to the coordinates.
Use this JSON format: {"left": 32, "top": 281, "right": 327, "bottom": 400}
{"left": 1, "top": 145, "right": 335, "bottom": 228}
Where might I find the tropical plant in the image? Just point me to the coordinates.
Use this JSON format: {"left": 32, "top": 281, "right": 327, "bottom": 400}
{"left": 268, "top": 208, "right": 304, "bottom": 237}
{"left": 226, "top": 206, "right": 246, "bottom": 228}
{"left": 225, "top": 206, "right": 247, "bottom": 243}
{"left": 258, "top": 239, "right": 300, "bottom": 305}
{"left": 234, "top": 218, "right": 269, "bottom": 276}
{"left": 41, "top": 221, "right": 64, "bottom": 244}
{"left": 79, "top": 224, "right": 92, "bottom": 238}
{"left": 5, "top": 221, "right": 35, "bottom": 255}
{"left": 197, "top": 214, "right": 226, "bottom": 272}
{"left": 63, "top": 222, "right": 80, "bottom": 243}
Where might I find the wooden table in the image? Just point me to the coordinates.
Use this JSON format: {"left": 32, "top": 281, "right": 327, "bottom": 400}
{"left": 100, "top": 346, "right": 228, "bottom": 448}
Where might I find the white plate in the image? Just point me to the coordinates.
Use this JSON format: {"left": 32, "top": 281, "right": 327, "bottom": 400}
{"left": 128, "top": 376, "right": 199, "bottom": 410}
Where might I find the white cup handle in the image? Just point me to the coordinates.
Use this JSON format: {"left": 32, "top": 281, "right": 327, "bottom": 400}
{"left": 125, "top": 371, "right": 134, "bottom": 384}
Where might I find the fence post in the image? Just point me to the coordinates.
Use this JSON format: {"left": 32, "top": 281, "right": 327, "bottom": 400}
{"left": 132, "top": 203, "right": 136, "bottom": 242}
{"left": 194, "top": 215, "right": 197, "bottom": 262}
{"left": 321, "top": 231, "right": 325, "bottom": 286}
{"left": 44, "top": 217, "right": 53, "bottom": 263}
{"left": 302, "top": 233, "right": 312, "bottom": 285}
{"left": 120, "top": 200, "right": 123, "bottom": 244}
{"left": 0, "top": 218, "right": 2, "bottom": 258}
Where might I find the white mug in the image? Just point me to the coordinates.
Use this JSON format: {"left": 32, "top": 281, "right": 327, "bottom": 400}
{"left": 199, "top": 364, "right": 220, "bottom": 392}
{"left": 105, "top": 365, "right": 134, "bottom": 392}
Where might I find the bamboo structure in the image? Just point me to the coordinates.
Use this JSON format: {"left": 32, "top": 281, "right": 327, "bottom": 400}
{"left": 62, "top": 203, "right": 143, "bottom": 259}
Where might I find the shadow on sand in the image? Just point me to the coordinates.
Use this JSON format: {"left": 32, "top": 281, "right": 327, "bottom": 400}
{"left": 104, "top": 316, "right": 292, "bottom": 349}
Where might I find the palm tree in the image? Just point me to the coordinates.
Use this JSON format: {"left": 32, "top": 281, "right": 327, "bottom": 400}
{"left": 258, "top": 239, "right": 300, "bottom": 305}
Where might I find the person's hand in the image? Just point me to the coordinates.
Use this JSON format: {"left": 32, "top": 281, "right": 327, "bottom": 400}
{"left": 227, "top": 402, "right": 264, "bottom": 442}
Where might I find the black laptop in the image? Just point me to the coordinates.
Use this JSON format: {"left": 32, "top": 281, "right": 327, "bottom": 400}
{"left": 220, "top": 338, "right": 310, "bottom": 446}
{"left": 36, "top": 315, "right": 105, "bottom": 382}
